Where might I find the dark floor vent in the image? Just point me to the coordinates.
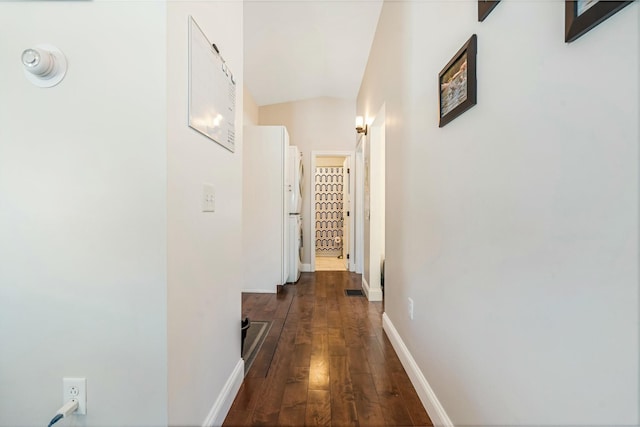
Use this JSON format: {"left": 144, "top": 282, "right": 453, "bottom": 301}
{"left": 344, "top": 289, "right": 364, "bottom": 297}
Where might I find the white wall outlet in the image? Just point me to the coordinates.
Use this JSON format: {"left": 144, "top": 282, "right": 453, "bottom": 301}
{"left": 63, "top": 377, "right": 86, "bottom": 415}
{"left": 202, "top": 184, "right": 215, "bottom": 213}
{"left": 408, "top": 297, "right": 414, "bottom": 320}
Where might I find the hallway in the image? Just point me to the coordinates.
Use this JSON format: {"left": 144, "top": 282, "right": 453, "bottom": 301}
{"left": 315, "top": 256, "right": 347, "bottom": 271}
{"left": 224, "top": 272, "right": 431, "bottom": 426}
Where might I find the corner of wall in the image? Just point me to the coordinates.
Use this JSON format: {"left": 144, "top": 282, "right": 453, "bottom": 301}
{"left": 243, "top": 85, "right": 260, "bottom": 126}
{"left": 382, "top": 313, "right": 453, "bottom": 427}
{"left": 362, "top": 276, "right": 383, "bottom": 301}
{"left": 202, "top": 359, "right": 245, "bottom": 427}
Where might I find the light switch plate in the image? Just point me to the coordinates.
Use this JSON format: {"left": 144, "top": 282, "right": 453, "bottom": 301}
{"left": 202, "top": 184, "right": 215, "bottom": 212}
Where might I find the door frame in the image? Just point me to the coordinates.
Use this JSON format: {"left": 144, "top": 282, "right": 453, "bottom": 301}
{"left": 354, "top": 138, "right": 364, "bottom": 274}
{"left": 310, "top": 150, "right": 355, "bottom": 272}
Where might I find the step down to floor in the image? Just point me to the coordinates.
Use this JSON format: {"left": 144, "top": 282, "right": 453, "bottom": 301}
{"left": 344, "top": 289, "right": 364, "bottom": 297}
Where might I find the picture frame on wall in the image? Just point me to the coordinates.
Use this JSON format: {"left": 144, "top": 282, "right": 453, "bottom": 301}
{"left": 439, "top": 35, "right": 477, "bottom": 128}
{"left": 478, "top": 0, "right": 500, "bottom": 21}
{"left": 565, "top": 0, "right": 633, "bottom": 42}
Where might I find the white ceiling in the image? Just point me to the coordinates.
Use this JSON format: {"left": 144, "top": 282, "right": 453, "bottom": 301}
{"left": 244, "top": 0, "right": 383, "bottom": 107}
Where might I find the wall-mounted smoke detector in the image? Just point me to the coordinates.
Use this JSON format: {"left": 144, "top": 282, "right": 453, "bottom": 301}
{"left": 21, "top": 44, "right": 67, "bottom": 88}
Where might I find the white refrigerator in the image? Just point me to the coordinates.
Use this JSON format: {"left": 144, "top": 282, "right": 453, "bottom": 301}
{"left": 243, "top": 126, "right": 290, "bottom": 292}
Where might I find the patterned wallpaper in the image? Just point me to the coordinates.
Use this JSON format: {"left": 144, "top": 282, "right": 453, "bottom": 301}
{"left": 314, "top": 167, "right": 344, "bottom": 256}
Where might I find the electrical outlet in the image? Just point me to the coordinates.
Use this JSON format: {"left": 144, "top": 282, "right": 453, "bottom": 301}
{"left": 408, "top": 298, "right": 414, "bottom": 320}
{"left": 202, "top": 184, "right": 215, "bottom": 213}
{"left": 63, "top": 377, "right": 86, "bottom": 415}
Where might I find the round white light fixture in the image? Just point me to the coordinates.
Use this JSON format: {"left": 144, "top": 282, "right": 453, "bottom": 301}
{"left": 21, "top": 44, "right": 67, "bottom": 88}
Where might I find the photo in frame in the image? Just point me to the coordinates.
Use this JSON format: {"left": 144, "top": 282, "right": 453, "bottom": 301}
{"left": 478, "top": 0, "right": 500, "bottom": 21}
{"left": 565, "top": 0, "right": 633, "bottom": 42}
{"left": 439, "top": 35, "right": 477, "bottom": 128}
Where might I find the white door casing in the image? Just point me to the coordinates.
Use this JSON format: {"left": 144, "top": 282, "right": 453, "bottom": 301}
{"left": 342, "top": 157, "right": 351, "bottom": 270}
{"left": 310, "top": 151, "right": 355, "bottom": 272}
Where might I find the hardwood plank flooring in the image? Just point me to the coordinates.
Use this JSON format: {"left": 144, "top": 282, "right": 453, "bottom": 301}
{"left": 224, "top": 272, "right": 432, "bottom": 427}
{"left": 315, "top": 256, "right": 347, "bottom": 271}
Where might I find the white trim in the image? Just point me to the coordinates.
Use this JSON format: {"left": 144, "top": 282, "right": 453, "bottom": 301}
{"left": 361, "top": 276, "right": 383, "bottom": 301}
{"left": 354, "top": 138, "right": 364, "bottom": 274}
{"left": 241, "top": 288, "right": 276, "bottom": 294}
{"left": 382, "top": 313, "right": 454, "bottom": 427}
{"left": 310, "top": 150, "right": 355, "bottom": 274}
{"left": 202, "top": 358, "right": 245, "bottom": 427}
{"left": 301, "top": 263, "right": 312, "bottom": 272}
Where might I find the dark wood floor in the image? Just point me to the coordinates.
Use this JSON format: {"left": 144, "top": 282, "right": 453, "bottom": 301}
{"left": 224, "top": 271, "right": 432, "bottom": 427}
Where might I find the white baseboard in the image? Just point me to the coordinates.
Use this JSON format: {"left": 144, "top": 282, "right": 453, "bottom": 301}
{"left": 362, "top": 276, "right": 383, "bottom": 301}
{"left": 382, "top": 313, "right": 454, "bottom": 427}
{"left": 202, "top": 358, "right": 244, "bottom": 427}
{"left": 301, "top": 263, "right": 312, "bottom": 272}
{"left": 241, "top": 288, "right": 276, "bottom": 294}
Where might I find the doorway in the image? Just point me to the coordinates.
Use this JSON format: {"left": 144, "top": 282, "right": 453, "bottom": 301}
{"left": 310, "top": 151, "right": 355, "bottom": 272}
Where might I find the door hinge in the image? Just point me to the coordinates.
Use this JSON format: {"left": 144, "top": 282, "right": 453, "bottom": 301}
{"left": 347, "top": 211, "right": 350, "bottom": 216}
{"left": 347, "top": 254, "right": 350, "bottom": 260}
{"left": 347, "top": 168, "right": 350, "bottom": 174}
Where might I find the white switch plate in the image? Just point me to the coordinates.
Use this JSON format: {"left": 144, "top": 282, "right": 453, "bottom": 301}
{"left": 408, "top": 298, "right": 414, "bottom": 320}
{"left": 63, "top": 377, "right": 86, "bottom": 415}
{"left": 202, "top": 184, "right": 215, "bottom": 213}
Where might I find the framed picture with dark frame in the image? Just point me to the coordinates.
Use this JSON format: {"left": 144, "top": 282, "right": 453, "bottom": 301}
{"left": 439, "top": 34, "right": 477, "bottom": 128}
{"left": 565, "top": 0, "right": 633, "bottom": 42}
{"left": 478, "top": 0, "right": 500, "bottom": 21}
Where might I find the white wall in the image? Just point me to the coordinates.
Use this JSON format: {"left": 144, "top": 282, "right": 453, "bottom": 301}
{"left": 0, "top": 2, "right": 245, "bottom": 426}
{"left": 358, "top": 0, "right": 639, "bottom": 425}
{"left": 167, "top": 3, "right": 243, "bottom": 426}
{"left": 363, "top": 106, "right": 385, "bottom": 301}
{"left": 316, "top": 156, "right": 345, "bottom": 167}
{"left": 259, "top": 97, "right": 355, "bottom": 265}
{"left": 0, "top": 2, "right": 168, "bottom": 426}
{"left": 244, "top": 86, "right": 260, "bottom": 126}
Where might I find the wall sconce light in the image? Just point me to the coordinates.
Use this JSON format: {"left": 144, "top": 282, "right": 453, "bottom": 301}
{"left": 355, "top": 116, "right": 368, "bottom": 136}
{"left": 21, "top": 44, "right": 67, "bottom": 88}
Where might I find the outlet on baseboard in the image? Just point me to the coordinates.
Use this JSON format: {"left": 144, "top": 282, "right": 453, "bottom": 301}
{"left": 63, "top": 377, "right": 86, "bottom": 415}
{"left": 408, "top": 297, "right": 414, "bottom": 320}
